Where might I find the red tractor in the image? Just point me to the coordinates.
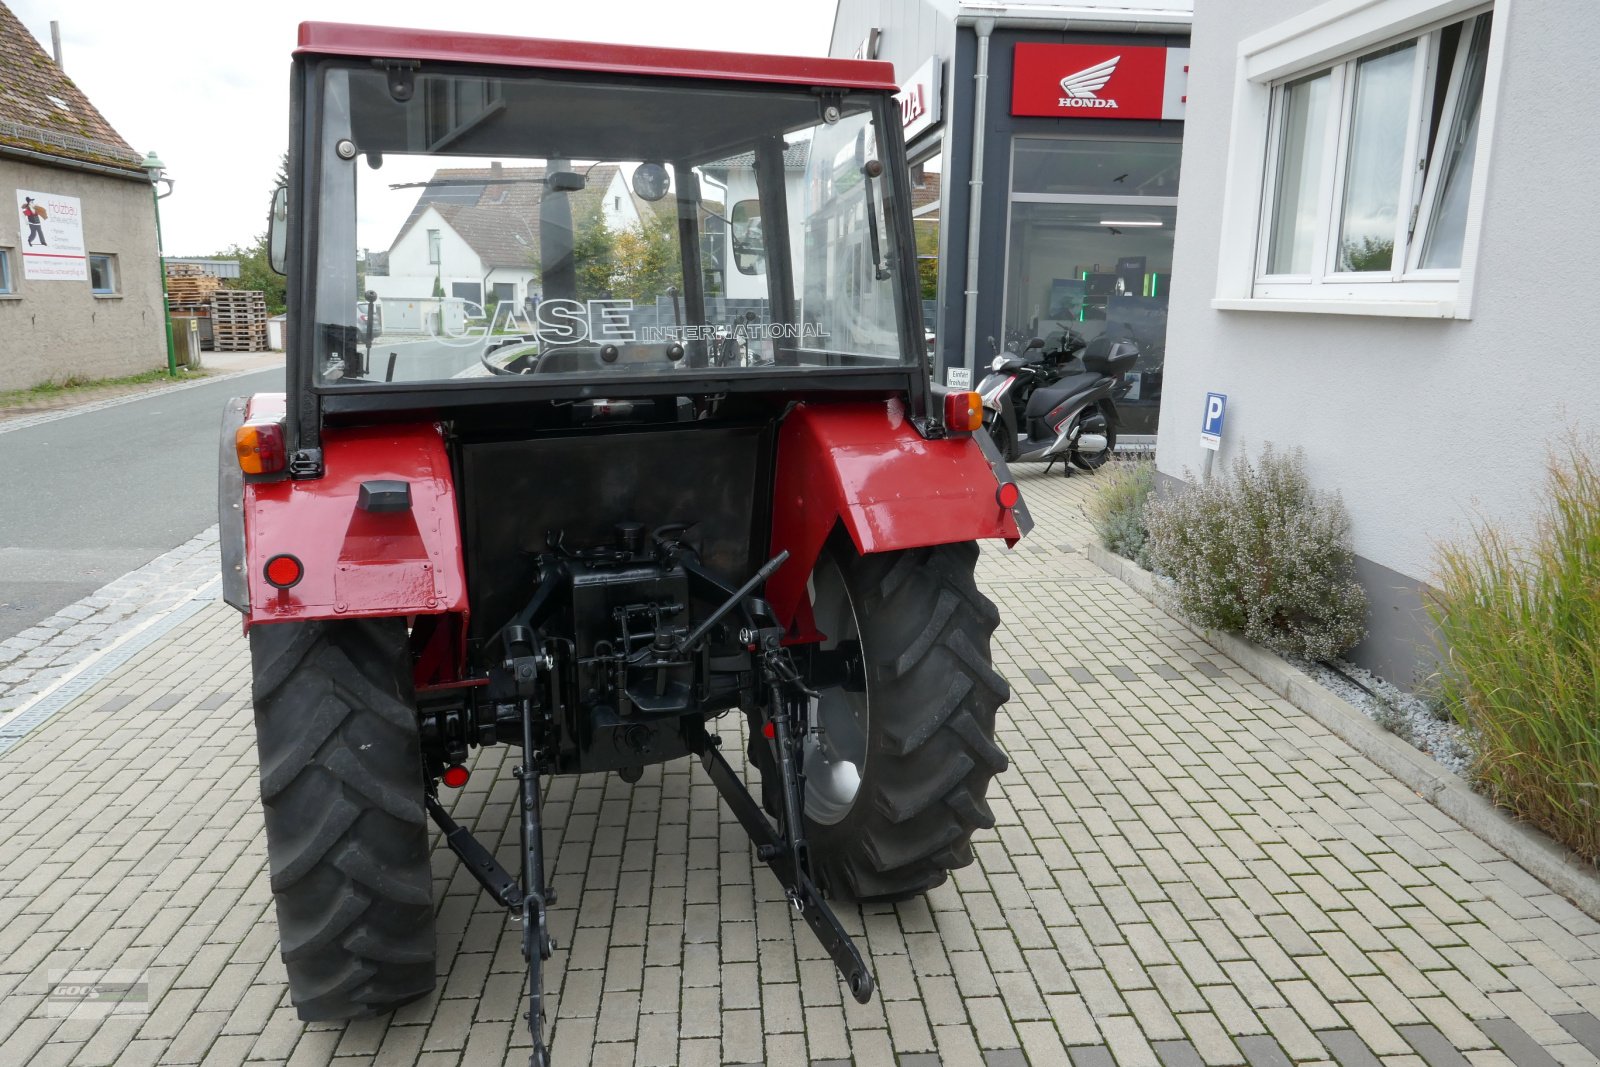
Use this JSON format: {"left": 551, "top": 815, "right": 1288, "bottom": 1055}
{"left": 222, "top": 23, "right": 1030, "bottom": 1065}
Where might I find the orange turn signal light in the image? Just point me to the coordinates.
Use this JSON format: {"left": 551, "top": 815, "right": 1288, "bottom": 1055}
{"left": 944, "top": 390, "right": 984, "bottom": 433}
{"left": 236, "top": 420, "right": 286, "bottom": 475}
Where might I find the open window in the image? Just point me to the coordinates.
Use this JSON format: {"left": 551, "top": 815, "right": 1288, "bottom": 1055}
{"left": 1214, "top": 1, "right": 1501, "bottom": 316}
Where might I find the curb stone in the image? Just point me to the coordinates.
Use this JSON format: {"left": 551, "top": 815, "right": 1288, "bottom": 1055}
{"left": 1085, "top": 540, "right": 1600, "bottom": 923}
{"left": 0, "top": 365, "right": 275, "bottom": 435}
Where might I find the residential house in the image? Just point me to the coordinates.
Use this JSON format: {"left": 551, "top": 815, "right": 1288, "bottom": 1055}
{"left": 368, "top": 162, "right": 646, "bottom": 328}
{"left": 0, "top": 1, "right": 164, "bottom": 391}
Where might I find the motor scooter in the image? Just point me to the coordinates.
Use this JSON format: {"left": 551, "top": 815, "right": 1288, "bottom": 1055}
{"left": 977, "top": 330, "right": 1139, "bottom": 474}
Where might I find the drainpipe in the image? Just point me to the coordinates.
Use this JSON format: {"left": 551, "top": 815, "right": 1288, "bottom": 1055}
{"left": 961, "top": 17, "right": 995, "bottom": 380}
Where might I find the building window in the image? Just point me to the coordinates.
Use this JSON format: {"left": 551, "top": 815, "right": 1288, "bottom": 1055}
{"left": 0, "top": 248, "right": 13, "bottom": 294}
{"left": 1258, "top": 11, "right": 1491, "bottom": 290}
{"left": 427, "top": 229, "right": 441, "bottom": 265}
{"left": 1214, "top": 0, "right": 1501, "bottom": 316}
{"left": 89, "top": 254, "right": 118, "bottom": 294}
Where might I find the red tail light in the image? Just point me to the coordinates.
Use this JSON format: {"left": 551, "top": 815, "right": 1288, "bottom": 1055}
{"left": 996, "top": 482, "right": 1021, "bottom": 509}
{"left": 944, "top": 390, "right": 983, "bottom": 433}
{"left": 442, "top": 765, "right": 470, "bottom": 788}
{"left": 236, "top": 420, "right": 287, "bottom": 475}
{"left": 264, "top": 554, "right": 304, "bottom": 589}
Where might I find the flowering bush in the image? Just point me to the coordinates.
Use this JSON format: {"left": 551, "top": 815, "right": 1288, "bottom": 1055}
{"left": 1086, "top": 461, "right": 1154, "bottom": 567}
{"left": 1144, "top": 445, "right": 1367, "bottom": 660}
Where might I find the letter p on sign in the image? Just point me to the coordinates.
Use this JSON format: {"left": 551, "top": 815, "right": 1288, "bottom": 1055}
{"left": 1200, "top": 392, "right": 1226, "bottom": 451}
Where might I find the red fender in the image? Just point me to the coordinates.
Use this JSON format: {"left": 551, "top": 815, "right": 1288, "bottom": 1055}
{"left": 767, "top": 400, "right": 1021, "bottom": 638}
{"left": 241, "top": 403, "right": 468, "bottom": 633}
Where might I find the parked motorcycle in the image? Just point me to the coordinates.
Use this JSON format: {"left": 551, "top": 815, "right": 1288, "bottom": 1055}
{"left": 977, "top": 330, "right": 1139, "bottom": 474}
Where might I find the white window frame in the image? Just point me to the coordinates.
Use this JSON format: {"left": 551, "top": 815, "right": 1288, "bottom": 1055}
{"left": 1212, "top": 0, "right": 1508, "bottom": 318}
{"left": 89, "top": 253, "right": 119, "bottom": 295}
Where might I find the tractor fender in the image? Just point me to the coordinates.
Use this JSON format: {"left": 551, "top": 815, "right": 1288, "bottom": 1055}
{"left": 231, "top": 398, "right": 468, "bottom": 630}
{"left": 766, "top": 400, "right": 1022, "bottom": 637}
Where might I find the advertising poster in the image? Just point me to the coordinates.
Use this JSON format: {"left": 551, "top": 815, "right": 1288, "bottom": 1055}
{"left": 16, "top": 189, "right": 87, "bottom": 281}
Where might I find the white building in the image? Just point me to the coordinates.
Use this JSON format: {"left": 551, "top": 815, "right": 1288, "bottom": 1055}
{"left": 1155, "top": 0, "right": 1598, "bottom": 684}
{"left": 368, "top": 163, "right": 645, "bottom": 322}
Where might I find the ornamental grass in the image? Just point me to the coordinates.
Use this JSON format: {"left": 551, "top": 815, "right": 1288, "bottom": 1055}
{"left": 1430, "top": 441, "right": 1600, "bottom": 864}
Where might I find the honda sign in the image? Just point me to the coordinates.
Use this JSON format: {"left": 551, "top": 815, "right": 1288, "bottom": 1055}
{"left": 1011, "top": 44, "right": 1189, "bottom": 121}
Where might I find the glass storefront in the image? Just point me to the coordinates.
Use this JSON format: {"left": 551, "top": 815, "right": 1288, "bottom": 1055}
{"left": 1002, "top": 136, "right": 1180, "bottom": 438}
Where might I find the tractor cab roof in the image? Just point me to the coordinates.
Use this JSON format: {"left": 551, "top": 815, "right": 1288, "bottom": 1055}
{"left": 295, "top": 22, "right": 899, "bottom": 94}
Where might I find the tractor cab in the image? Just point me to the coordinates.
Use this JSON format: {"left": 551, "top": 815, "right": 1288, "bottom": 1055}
{"left": 272, "top": 25, "right": 936, "bottom": 450}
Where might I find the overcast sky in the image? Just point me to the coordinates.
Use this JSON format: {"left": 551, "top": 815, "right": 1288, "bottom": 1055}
{"left": 9, "top": 0, "right": 839, "bottom": 256}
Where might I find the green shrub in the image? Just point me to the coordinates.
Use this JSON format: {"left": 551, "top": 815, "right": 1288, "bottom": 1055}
{"left": 1144, "top": 444, "right": 1367, "bottom": 660}
{"left": 1086, "top": 461, "right": 1154, "bottom": 567}
{"left": 1430, "top": 441, "right": 1600, "bottom": 864}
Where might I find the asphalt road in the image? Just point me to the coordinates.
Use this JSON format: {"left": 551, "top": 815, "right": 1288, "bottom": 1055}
{"left": 0, "top": 367, "right": 283, "bottom": 642}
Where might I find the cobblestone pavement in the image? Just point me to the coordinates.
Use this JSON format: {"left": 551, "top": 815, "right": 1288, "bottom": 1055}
{"left": 2, "top": 468, "right": 1599, "bottom": 1067}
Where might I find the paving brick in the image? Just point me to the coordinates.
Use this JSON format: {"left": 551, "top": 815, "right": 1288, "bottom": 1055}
{"left": 6, "top": 477, "right": 1600, "bottom": 1067}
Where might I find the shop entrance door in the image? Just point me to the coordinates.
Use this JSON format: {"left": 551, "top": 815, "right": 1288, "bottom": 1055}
{"left": 1003, "top": 136, "right": 1180, "bottom": 442}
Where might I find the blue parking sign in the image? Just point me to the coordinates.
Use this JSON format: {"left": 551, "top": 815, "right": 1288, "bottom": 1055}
{"left": 1200, "top": 392, "right": 1226, "bottom": 451}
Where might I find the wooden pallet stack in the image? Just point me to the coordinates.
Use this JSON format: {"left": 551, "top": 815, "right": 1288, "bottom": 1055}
{"left": 165, "top": 263, "right": 222, "bottom": 309}
{"left": 211, "top": 290, "right": 269, "bottom": 351}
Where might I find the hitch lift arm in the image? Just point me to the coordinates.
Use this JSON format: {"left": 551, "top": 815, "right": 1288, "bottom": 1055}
{"left": 423, "top": 560, "right": 875, "bottom": 1067}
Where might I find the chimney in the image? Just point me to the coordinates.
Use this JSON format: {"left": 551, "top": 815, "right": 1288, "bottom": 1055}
{"left": 491, "top": 161, "right": 503, "bottom": 177}
{"left": 50, "top": 21, "right": 63, "bottom": 68}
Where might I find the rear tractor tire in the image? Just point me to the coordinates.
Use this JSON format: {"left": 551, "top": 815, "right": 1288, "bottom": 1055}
{"left": 249, "top": 618, "right": 437, "bottom": 1021}
{"left": 756, "top": 539, "right": 1010, "bottom": 903}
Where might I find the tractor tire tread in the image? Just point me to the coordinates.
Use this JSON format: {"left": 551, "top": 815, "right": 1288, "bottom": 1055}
{"left": 803, "top": 540, "right": 1011, "bottom": 903}
{"left": 250, "top": 618, "right": 436, "bottom": 1022}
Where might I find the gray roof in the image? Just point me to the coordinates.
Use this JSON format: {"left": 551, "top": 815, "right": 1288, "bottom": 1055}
{"left": 391, "top": 164, "right": 631, "bottom": 269}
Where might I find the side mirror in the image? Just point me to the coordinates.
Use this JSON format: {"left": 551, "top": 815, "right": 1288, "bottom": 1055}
{"left": 267, "top": 185, "right": 288, "bottom": 276}
{"left": 730, "top": 199, "right": 765, "bottom": 276}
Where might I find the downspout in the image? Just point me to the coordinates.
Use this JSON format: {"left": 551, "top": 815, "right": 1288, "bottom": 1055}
{"left": 961, "top": 17, "right": 996, "bottom": 379}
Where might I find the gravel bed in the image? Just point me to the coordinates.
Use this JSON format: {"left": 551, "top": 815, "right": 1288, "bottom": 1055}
{"left": 1296, "top": 657, "right": 1477, "bottom": 777}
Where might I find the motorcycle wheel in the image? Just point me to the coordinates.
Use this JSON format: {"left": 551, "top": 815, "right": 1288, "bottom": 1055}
{"left": 1070, "top": 402, "right": 1116, "bottom": 472}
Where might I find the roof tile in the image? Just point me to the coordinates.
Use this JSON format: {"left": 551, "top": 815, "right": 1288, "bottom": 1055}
{"left": 0, "top": 2, "right": 142, "bottom": 172}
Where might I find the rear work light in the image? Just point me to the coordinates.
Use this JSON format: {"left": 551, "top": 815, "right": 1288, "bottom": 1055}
{"left": 263, "top": 554, "right": 304, "bottom": 589}
{"left": 236, "top": 419, "right": 287, "bottom": 475}
{"left": 943, "top": 390, "right": 984, "bottom": 433}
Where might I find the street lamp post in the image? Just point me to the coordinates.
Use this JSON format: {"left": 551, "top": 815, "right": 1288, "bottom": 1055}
{"left": 141, "top": 151, "right": 178, "bottom": 378}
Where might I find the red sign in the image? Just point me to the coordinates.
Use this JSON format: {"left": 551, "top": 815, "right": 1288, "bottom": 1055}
{"left": 1012, "top": 43, "right": 1177, "bottom": 120}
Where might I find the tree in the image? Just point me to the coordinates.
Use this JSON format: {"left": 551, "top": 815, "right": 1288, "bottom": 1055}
{"left": 608, "top": 214, "right": 683, "bottom": 302}
{"left": 915, "top": 220, "right": 939, "bottom": 301}
{"left": 538, "top": 207, "right": 682, "bottom": 303}
{"left": 215, "top": 235, "right": 287, "bottom": 315}
{"left": 1339, "top": 235, "right": 1394, "bottom": 273}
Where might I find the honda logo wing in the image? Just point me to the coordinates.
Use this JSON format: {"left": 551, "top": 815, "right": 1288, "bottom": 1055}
{"left": 1059, "top": 55, "right": 1120, "bottom": 99}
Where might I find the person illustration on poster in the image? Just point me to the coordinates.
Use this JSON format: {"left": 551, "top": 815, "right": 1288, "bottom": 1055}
{"left": 21, "top": 197, "right": 47, "bottom": 246}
